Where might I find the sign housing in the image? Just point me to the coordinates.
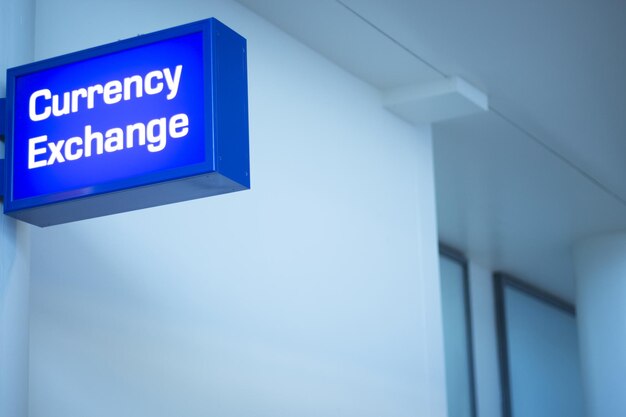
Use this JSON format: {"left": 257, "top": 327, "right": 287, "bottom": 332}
{"left": 4, "top": 18, "right": 249, "bottom": 226}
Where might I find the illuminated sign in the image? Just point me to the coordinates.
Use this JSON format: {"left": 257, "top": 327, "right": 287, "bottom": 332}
{"left": 4, "top": 18, "right": 249, "bottom": 226}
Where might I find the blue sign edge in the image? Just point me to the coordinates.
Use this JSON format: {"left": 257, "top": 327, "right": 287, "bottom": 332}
{"left": 0, "top": 97, "right": 6, "bottom": 139}
{"left": 211, "top": 18, "right": 250, "bottom": 191}
{"left": 3, "top": 18, "right": 250, "bottom": 226}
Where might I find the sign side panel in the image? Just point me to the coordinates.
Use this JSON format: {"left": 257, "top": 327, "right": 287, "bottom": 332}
{"left": 212, "top": 20, "right": 250, "bottom": 189}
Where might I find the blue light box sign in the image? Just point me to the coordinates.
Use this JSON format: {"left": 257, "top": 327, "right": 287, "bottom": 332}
{"left": 4, "top": 18, "right": 249, "bottom": 226}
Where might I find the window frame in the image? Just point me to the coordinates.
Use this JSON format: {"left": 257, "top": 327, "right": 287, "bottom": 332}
{"left": 439, "top": 243, "right": 478, "bottom": 417}
{"left": 493, "top": 272, "right": 576, "bottom": 417}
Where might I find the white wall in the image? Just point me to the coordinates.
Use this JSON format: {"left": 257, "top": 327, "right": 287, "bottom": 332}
{"left": 574, "top": 233, "right": 626, "bottom": 417}
{"left": 28, "top": 1, "right": 447, "bottom": 416}
{"left": 0, "top": 1, "right": 34, "bottom": 416}
{"left": 468, "top": 261, "right": 502, "bottom": 417}
{"left": 0, "top": 220, "right": 31, "bottom": 417}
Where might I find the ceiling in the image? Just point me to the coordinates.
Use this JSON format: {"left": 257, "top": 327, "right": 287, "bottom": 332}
{"left": 235, "top": 0, "right": 626, "bottom": 302}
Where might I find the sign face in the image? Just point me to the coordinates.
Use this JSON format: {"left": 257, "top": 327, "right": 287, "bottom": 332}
{"left": 4, "top": 18, "right": 249, "bottom": 226}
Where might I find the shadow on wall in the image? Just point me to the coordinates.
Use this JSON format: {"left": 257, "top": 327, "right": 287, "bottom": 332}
{"left": 0, "top": 209, "right": 30, "bottom": 417}
{"left": 0, "top": 213, "right": 17, "bottom": 294}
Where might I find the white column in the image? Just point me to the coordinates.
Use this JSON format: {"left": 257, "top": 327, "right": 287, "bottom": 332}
{"left": 0, "top": 1, "right": 34, "bottom": 416}
{"left": 574, "top": 232, "right": 626, "bottom": 417}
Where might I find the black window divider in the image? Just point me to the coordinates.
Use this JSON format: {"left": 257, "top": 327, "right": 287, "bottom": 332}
{"left": 439, "top": 243, "right": 478, "bottom": 417}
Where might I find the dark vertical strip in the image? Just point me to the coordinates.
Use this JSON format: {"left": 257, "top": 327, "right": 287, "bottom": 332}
{"left": 439, "top": 243, "right": 478, "bottom": 417}
{"left": 462, "top": 258, "right": 478, "bottom": 417}
{"left": 0, "top": 159, "right": 5, "bottom": 198}
{"left": 494, "top": 273, "right": 512, "bottom": 417}
{"left": 0, "top": 97, "right": 6, "bottom": 139}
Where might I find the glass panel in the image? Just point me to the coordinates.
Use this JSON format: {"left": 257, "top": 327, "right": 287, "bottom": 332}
{"left": 504, "top": 285, "right": 584, "bottom": 417}
{"left": 440, "top": 255, "right": 473, "bottom": 417}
